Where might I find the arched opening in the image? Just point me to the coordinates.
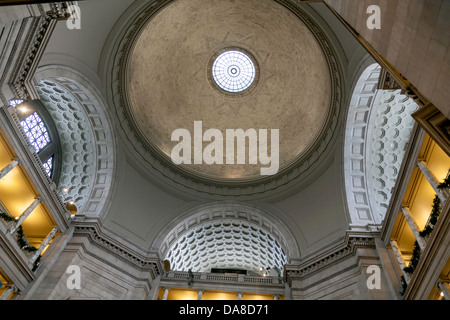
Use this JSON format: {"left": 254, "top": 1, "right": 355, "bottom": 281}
{"left": 153, "top": 202, "right": 300, "bottom": 276}
{"left": 32, "top": 66, "right": 116, "bottom": 218}
{"left": 344, "top": 63, "right": 419, "bottom": 229}
{"left": 34, "top": 79, "right": 95, "bottom": 214}
{"left": 165, "top": 219, "right": 287, "bottom": 276}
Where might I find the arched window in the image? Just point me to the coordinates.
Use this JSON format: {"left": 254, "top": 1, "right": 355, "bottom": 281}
{"left": 19, "top": 112, "right": 51, "bottom": 153}
{"left": 9, "top": 99, "right": 61, "bottom": 181}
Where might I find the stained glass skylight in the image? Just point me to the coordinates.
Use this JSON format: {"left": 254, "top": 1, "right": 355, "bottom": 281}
{"left": 212, "top": 50, "right": 256, "bottom": 93}
{"left": 20, "top": 112, "right": 51, "bottom": 153}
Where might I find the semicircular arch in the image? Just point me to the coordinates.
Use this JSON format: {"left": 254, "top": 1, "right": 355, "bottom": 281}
{"left": 33, "top": 65, "right": 117, "bottom": 219}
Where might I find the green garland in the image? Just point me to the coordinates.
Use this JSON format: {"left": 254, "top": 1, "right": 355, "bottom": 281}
{"left": 1, "top": 211, "right": 40, "bottom": 272}
{"left": 403, "top": 241, "right": 421, "bottom": 274}
{"left": 437, "top": 174, "right": 450, "bottom": 190}
{"left": 16, "top": 226, "right": 38, "bottom": 253}
{"left": 400, "top": 275, "right": 408, "bottom": 295}
{"left": 419, "top": 195, "right": 441, "bottom": 238}
{"left": 400, "top": 173, "right": 449, "bottom": 295}
{"left": 0, "top": 212, "right": 14, "bottom": 223}
{"left": 0, "top": 211, "right": 37, "bottom": 252}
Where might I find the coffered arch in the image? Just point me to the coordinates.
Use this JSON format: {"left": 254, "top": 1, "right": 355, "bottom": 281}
{"left": 344, "top": 63, "right": 419, "bottom": 229}
{"left": 151, "top": 202, "right": 301, "bottom": 274}
{"left": 33, "top": 65, "right": 117, "bottom": 219}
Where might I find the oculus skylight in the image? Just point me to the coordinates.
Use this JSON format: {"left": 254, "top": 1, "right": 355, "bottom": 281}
{"left": 211, "top": 49, "right": 257, "bottom": 94}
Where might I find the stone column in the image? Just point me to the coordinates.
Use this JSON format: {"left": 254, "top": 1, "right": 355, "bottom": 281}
{"left": 437, "top": 281, "right": 450, "bottom": 300}
{"left": 0, "top": 285, "right": 17, "bottom": 300}
{"left": 197, "top": 290, "right": 204, "bottom": 300}
{"left": 30, "top": 227, "right": 58, "bottom": 264}
{"left": 390, "top": 240, "right": 411, "bottom": 284}
{"left": 236, "top": 292, "right": 242, "bottom": 300}
{"left": 418, "top": 161, "right": 448, "bottom": 203}
{"left": 162, "top": 288, "right": 170, "bottom": 300}
{"left": 0, "top": 160, "right": 19, "bottom": 180}
{"left": 8, "top": 198, "right": 41, "bottom": 234}
{"left": 401, "top": 207, "right": 427, "bottom": 251}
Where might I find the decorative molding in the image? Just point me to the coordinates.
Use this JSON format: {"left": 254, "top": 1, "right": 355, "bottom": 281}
{"left": 9, "top": 16, "right": 54, "bottom": 101}
{"left": 73, "top": 225, "right": 163, "bottom": 280}
{"left": 106, "top": 0, "right": 345, "bottom": 199}
{"left": 377, "top": 68, "right": 402, "bottom": 90}
{"left": 344, "top": 63, "right": 381, "bottom": 227}
{"left": 284, "top": 236, "right": 376, "bottom": 283}
{"left": 412, "top": 103, "right": 450, "bottom": 158}
{"left": 0, "top": 2, "right": 75, "bottom": 104}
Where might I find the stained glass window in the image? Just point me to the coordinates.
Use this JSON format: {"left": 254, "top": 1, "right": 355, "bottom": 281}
{"left": 9, "top": 99, "right": 24, "bottom": 107}
{"left": 42, "top": 156, "right": 53, "bottom": 177}
{"left": 212, "top": 50, "right": 256, "bottom": 93}
{"left": 20, "top": 112, "right": 51, "bottom": 153}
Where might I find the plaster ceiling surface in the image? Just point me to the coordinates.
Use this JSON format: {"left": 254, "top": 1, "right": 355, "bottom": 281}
{"left": 127, "top": 0, "right": 332, "bottom": 181}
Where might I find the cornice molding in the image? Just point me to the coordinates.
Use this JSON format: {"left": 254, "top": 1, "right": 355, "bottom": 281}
{"left": 106, "top": 0, "right": 346, "bottom": 200}
{"left": 284, "top": 235, "right": 376, "bottom": 283}
{"left": 72, "top": 224, "right": 163, "bottom": 280}
{"left": 3, "top": 3, "right": 74, "bottom": 104}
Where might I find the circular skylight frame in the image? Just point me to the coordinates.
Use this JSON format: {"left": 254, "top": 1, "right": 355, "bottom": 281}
{"left": 207, "top": 47, "right": 260, "bottom": 97}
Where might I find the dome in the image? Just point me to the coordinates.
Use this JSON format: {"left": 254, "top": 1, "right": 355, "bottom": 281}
{"left": 124, "top": 0, "right": 334, "bottom": 186}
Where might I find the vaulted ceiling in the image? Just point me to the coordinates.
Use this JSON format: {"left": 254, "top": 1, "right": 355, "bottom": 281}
{"left": 38, "top": 0, "right": 370, "bottom": 265}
